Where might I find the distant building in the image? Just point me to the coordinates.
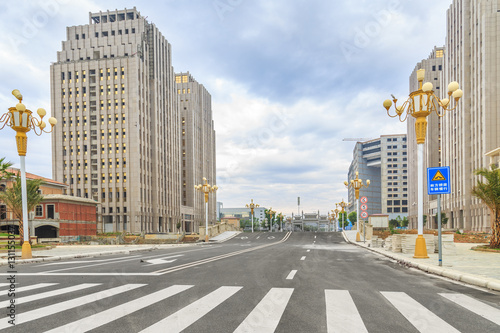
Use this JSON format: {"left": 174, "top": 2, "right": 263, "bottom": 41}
{"left": 220, "top": 207, "right": 267, "bottom": 222}
{"left": 0, "top": 169, "right": 97, "bottom": 241}
{"left": 346, "top": 135, "right": 409, "bottom": 220}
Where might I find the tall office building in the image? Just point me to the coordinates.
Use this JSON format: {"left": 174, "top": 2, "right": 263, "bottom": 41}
{"left": 346, "top": 135, "right": 409, "bottom": 220}
{"left": 176, "top": 72, "right": 217, "bottom": 233}
{"left": 407, "top": 47, "right": 445, "bottom": 229}
{"left": 51, "top": 8, "right": 182, "bottom": 233}
{"left": 440, "top": 0, "right": 500, "bottom": 231}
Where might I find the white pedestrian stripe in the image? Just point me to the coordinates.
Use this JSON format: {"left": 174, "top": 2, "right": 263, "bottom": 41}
{"left": 0, "top": 283, "right": 99, "bottom": 308}
{"left": 0, "top": 284, "right": 145, "bottom": 330}
{"left": 0, "top": 282, "right": 58, "bottom": 294}
{"left": 286, "top": 270, "right": 297, "bottom": 280}
{"left": 325, "top": 290, "right": 368, "bottom": 333}
{"left": 234, "top": 288, "right": 294, "bottom": 333}
{"left": 300, "top": 256, "right": 306, "bottom": 260}
{"left": 306, "top": 249, "right": 311, "bottom": 252}
{"left": 140, "top": 286, "right": 242, "bottom": 333}
{"left": 440, "top": 293, "right": 500, "bottom": 326}
{"left": 381, "top": 291, "right": 460, "bottom": 333}
{"left": 47, "top": 285, "right": 194, "bottom": 333}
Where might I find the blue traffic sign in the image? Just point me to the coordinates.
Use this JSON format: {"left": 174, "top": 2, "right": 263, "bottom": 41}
{"left": 427, "top": 166, "right": 450, "bottom": 195}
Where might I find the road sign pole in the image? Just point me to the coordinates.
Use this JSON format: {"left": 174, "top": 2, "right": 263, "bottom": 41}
{"left": 438, "top": 194, "right": 442, "bottom": 266}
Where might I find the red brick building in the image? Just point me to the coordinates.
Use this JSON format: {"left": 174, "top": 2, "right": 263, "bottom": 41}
{"left": 0, "top": 169, "right": 98, "bottom": 241}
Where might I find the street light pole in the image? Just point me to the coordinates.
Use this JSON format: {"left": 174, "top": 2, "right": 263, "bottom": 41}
{"left": 345, "top": 172, "right": 370, "bottom": 242}
{"left": 0, "top": 90, "right": 57, "bottom": 259}
{"left": 383, "top": 69, "right": 462, "bottom": 258}
{"left": 195, "top": 178, "right": 218, "bottom": 242}
{"left": 267, "top": 208, "right": 275, "bottom": 232}
{"left": 337, "top": 199, "right": 349, "bottom": 232}
{"left": 246, "top": 199, "right": 259, "bottom": 233}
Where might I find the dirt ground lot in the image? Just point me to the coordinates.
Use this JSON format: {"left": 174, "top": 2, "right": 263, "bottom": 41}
{"left": 372, "top": 229, "right": 491, "bottom": 243}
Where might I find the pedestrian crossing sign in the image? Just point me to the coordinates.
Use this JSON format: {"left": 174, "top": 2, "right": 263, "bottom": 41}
{"left": 427, "top": 166, "right": 450, "bottom": 195}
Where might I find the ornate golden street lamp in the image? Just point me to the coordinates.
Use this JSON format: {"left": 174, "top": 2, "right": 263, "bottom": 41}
{"left": 383, "top": 68, "right": 462, "bottom": 258}
{"left": 0, "top": 90, "right": 57, "bottom": 259}
{"left": 194, "top": 177, "right": 218, "bottom": 242}
{"left": 327, "top": 212, "right": 333, "bottom": 232}
{"left": 344, "top": 172, "right": 370, "bottom": 242}
{"left": 336, "top": 199, "right": 349, "bottom": 231}
{"left": 245, "top": 199, "right": 259, "bottom": 233}
{"left": 333, "top": 207, "right": 340, "bottom": 232}
{"left": 277, "top": 212, "right": 284, "bottom": 232}
{"left": 267, "top": 207, "right": 275, "bottom": 232}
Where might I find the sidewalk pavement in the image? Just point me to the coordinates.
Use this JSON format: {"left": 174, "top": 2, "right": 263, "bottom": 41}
{"left": 343, "top": 230, "right": 500, "bottom": 292}
{"left": 0, "top": 231, "right": 241, "bottom": 266}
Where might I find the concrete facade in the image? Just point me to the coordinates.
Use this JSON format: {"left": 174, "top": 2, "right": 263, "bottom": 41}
{"left": 347, "top": 135, "right": 409, "bottom": 220}
{"left": 440, "top": 0, "right": 500, "bottom": 231}
{"left": 51, "top": 8, "right": 182, "bottom": 233}
{"left": 176, "top": 72, "right": 217, "bottom": 233}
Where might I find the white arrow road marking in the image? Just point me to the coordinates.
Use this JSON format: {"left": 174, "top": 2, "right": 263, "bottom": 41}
{"left": 240, "top": 236, "right": 248, "bottom": 239}
{"left": 256, "top": 236, "right": 260, "bottom": 239}
{"left": 268, "top": 236, "right": 275, "bottom": 240}
{"left": 143, "top": 254, "right": 183, "bottom": 266}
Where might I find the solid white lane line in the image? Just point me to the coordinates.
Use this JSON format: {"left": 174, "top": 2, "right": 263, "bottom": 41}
{"left": 381, "top": 292, "right": 460, "bottom": 333}
{"left": 0, "top": 284, "right": 145, "bottom": 330}
{"left": 440, "top": 293, "right": 500, "bottom": 325}
{"left": 0, "top": 284, "right": 99, "bottom": 308}
{"left": 0, "top": 283, "right": 58, "bottom": 294}
{"left": 47, "top": 285, "right": 194, "bottom": 333}
{"left": 234, "top": 288, "right": 294, "bottom": 333}
{"left": 300, "top": 256, "right": 306, "bottom": 260}
{"left": 325, "top": 290, "right": 368, "bottom": 333}
{"left": 140, "top": 286, "right": 242, "bottom": 333}
{"left": 286, "top": 270, "right": 297, "bottom": 280}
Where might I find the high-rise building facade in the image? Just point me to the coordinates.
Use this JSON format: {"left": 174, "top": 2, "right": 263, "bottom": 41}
{"left": 176, "top": 72, "right": 217, "bottom": 233}
{"left": 440, "top": 0, "right": 500, "bottom": 231}
{"left": 51, "top": 8, "right": 182, "bottom": 233}
{"left": 346, "top": 134, "right": 409, "bottom": 220}
{"left": 407, "top": 47, "right": 445, "bottom": 229}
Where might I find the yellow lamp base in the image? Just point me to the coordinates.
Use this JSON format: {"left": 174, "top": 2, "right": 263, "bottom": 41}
{"left": 205, "top": 235, "right": 209, "bottom": 243}
{"left": 413, "top": 234, "right": 429, "bottom": 258}
{"left": 356, "top": 232, "right": 361, "bottom": 242}
{"left": 21, "top": 242, "right": 32, "bottom": 259}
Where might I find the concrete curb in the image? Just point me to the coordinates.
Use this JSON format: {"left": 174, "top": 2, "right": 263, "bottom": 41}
{"left": 342, "top": 231, "right": 500, "bottom": 292}
{"left": 0, "top": 244, "right": 194, "bottom": 266}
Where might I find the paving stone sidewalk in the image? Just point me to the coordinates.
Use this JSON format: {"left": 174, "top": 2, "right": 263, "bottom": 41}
{"left": 343, "top": 230, "right": 500, "bottom": 292}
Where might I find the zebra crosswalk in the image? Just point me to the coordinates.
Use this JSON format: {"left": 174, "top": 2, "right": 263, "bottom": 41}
{"left": 1, "top": 281, "right": 499, "bottom": 332}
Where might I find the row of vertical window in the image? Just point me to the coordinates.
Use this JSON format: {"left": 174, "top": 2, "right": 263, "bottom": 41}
{"left": 177, "top": 88, "right": 191, "bottom": 94}
{"left": 175, "top": 75, "right": 189, "bottom": 83}
{"left": 387, "top": 207, "right": 408, "bottom": 213}
{"left": 75, "top": 28, "right": 136, "bottom": 40}
{"left": 61, "top": 68, "right": 125, "bottom": 83}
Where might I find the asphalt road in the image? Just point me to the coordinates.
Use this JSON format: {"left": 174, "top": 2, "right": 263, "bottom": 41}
{"left": 1, "top": 232, "right": 499, "bottom": 332}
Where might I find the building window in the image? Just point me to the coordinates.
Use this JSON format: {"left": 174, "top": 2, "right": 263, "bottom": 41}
{"left": 387, "top": 208, "right": 393, "bottom": 213}
{"left": 0, "top": 205, "right": 7, "bottom": 219}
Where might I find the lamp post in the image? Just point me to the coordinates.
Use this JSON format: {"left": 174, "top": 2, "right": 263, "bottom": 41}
{"left": 245, "top": 199, "right": 259, "bottom": 233}
{"left": 194, "top": 177, "right": 218, "bottom": 242}
{"left": 0, "top": 90, "right": 57, "bottom": 259}
{"left": 337, "top": 199, "right": 349, "bottom": 232}
{"left": 344, "top": 172, "right": 370, "bottom": 242}
{"left": 267, "top": 208, "right": 275, "bottom": 232}
{"left": 333, "top": 207, "right": 340, "bottom": 232}
{"left": 383, "top": 69, "right": 462, "bottom": 258}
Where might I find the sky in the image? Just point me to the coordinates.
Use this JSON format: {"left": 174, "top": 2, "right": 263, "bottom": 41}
{"left": 0, "top": 0, "right": 452, "bottom": 217}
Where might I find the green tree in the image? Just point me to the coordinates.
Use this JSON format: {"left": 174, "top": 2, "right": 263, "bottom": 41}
{"left": 348, "top": 211, "right": 357, "bottom": 224}
{"left": 434, "top": 212, "right": 449, "bottom": 226}
{"left": 389, "top": 218, "right": 399, "bottom": 229}
{"left": 423, "top": 215, "right": 427, "bottom": 227}
{"left": 176, "top": 221, "right": 182, "bottom": 232}
{"left": 338, "top": 212, "right": 348, "bottom": 228}
{"left": 0, "top": 174, "right": 44, "bottom": 245}
{"left": 471, "top": 164, "right": 500, "bottom": 248}
{"left": 0, "top": 157, "right": 13, "bottom": 180}
{"left": 401, "top": 216, "right": 409, "bottom": 228}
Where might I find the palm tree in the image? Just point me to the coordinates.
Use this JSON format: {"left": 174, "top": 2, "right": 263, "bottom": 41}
{"left": 0, "top": 174, "right": 44, "bottom": 245}
{"left": 0, "top": 157, "right": 14, "bottom": 180}
{"left": 471, "top": 164, "right": 500, "bottom": 249}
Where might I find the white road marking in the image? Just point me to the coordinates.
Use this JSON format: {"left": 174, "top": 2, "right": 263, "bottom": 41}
{"left": 0, "top": 282, "right": 58, "bottom": 294}
{"left": 314, "top": 236, "right": 317, "bottom": 239}
{"left": 234, "top": 288, "right": 294, "bottom": 333}
{"left": 286, "top": 270, "right": 298, "bottom": 280}
{"left": 140, "top": 286, "right": 242, "bottom": 333}
{"left": 381, "top": 292, "right": 460, "bottom": 333}
{"left": 256, "top": 236, "right": 260, "bottom": 239}
{"left": 0, "top": 284, "right": 99, "bottom": 308}
{"left": 268, "top": 236, "right": 275, "bottom": 239}
{"left": 38, "top": 255, "right": 141, "bottom": 266}
{"left": 240, "top": 236, "right": 249, "bottom": 239}
{"left": 0, "top": 284, "right": 145, "bottom": 330}
{"left": 47, "top": 285, "right": 194, "bottom": 333}
{"left": 325, "top": 290, "right": 368, "bottom": 333}
{"left": 300, "top": 256, "right": 306, "bottom": 260}
{"left": 143, "top": 254, "right": 183, "bottom": 266}
{"left": 440, "top": 293, "right": 500, "bottom": 325}
{"left": 306, "top": 249, "right": 311, "bottom": 252}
